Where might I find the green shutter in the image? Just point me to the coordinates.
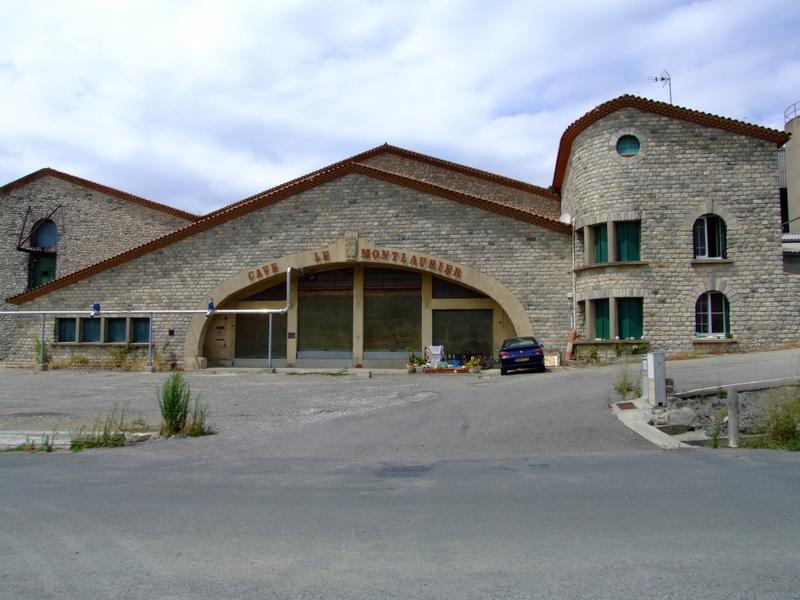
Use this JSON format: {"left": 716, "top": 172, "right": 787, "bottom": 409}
{"left": 594, "top": 299, "right": 610, "bottom": 340}
{"left": 615, "top": 221, "right": 640, "bottom": 262}
{"left": 617, "top": 298, "right": 643, "bottom": 340}
{"left": 718, "top": 218, "right": 727, "bottom": 258}
{"left": 593, "top": 224, "right": 608, "bottom": 263}
{"left": 30, "top": 254, "right": 56, "bottom": 288}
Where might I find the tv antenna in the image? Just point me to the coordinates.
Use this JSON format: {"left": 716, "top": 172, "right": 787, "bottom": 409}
{"left": 649, "top": 69, "right": 672, "bottom": 104}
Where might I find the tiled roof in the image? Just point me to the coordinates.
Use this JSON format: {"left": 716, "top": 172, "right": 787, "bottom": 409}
{"left": 0, "top": 168, "right": 199, "bottom": 222}
{"left": 7, "top": 154, "right": 569, "bottom": 304}
{"left": 552, "top": 94, "right": 791, "bottom": 191}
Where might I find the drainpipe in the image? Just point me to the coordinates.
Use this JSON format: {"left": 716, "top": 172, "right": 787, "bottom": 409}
{"left": 572, "top": 217, "right": 577, "bottom": 331}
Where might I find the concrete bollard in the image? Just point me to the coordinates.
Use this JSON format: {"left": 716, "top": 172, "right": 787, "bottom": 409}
{"left": 727, "top": 388, "right": 739, "bottom": 448}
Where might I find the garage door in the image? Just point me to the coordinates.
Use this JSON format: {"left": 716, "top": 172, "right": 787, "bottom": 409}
{"left": 432, "top": 309, "right": 493, "bottom": 357}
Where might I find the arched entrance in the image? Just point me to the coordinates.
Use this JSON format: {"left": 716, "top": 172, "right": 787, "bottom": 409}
{"left": 184, "top": 237, "right": 533, "bottom": 369}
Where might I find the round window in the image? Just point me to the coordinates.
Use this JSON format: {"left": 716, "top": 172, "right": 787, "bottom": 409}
{"left": 616, "top": 135, "right": 640, "bottom": 157}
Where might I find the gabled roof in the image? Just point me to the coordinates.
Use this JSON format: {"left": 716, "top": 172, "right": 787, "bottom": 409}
{"left": 7, "top": 149, "right": 569, "bottom": 304}
{"left": 552, "top": 94, "right": 792, "bottom": 192}
{"left": 0, "top": 167, "right": 199, "bottom": 222}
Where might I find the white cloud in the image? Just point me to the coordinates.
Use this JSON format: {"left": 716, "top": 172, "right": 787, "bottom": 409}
{"left": 1, "top": 0, "right": 798, "bottom": 212}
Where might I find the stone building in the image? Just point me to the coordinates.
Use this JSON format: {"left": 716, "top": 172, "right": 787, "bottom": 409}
{"left": 0, "top": 95, "right": 795, "bottom": 369}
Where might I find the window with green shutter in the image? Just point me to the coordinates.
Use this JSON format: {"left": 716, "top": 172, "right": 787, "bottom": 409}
{"left": 617, "top": 298, "right": 643, "bottom": 340}
{"left": 615, "top": 221, "right": 640, "bottom": 262}
{"left": 592, "top": 224, "right": 608, "bottom": 263}
{"left": 593, "top": 299, "right": 610, "bottom": 340}
{"left": 29, "top": 254, "right": 56, "bottom": 288}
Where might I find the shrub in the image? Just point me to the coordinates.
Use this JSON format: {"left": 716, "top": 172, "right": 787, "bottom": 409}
{"left": 70, "top": 354, "right": 90, "bottom": 368}
{"left": 612, "top": 363, "right": 636, "bottom": 399}
{"left": 763, "top": 388, "right": 800, "bottom": 447}
{"left": 185, "top": 399, "right": 213, "bottom": 437}
{"left": 710, "top": 407, "right": 728, "bottom": 449}
{"left": 110, "top": 344, "right": 137, "bottom": 369}
{"left": 159, "top": 372, "right": 192, "bottom": 436}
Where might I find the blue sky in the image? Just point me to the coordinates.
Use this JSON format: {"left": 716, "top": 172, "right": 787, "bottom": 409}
{"left": 1, "top": 0, "right": 799, "bottom": 214}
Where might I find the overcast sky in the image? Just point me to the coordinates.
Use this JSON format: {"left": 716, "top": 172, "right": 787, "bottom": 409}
{"left": 1, "top": 0, "right": 799, "bottom": 214}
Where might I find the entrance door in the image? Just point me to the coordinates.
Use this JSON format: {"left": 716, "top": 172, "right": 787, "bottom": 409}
{"left": 234, "top": 314, "right": 287, "bottom": 361}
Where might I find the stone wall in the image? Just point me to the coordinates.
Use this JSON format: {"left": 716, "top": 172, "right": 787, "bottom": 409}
{"left": 3, "top": 173, "right": 573, "bottom": 367}
{"left": 362, "top": 153, "right": 561, "bottom": 218}
{"left": 0, "top": 175, "right": 192, "bottom": 361}
{"left": 562, "top": 107, "right": 798, "bottom": 353}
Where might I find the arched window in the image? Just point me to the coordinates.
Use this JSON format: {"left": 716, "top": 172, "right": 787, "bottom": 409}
{"left": 28, "top": 219, "right": 57, "bottom": 289}
{"left": 695, "top": 291, "right": 730, "bottom": 338}
{"left": 32, "top": 219, "right": 58, "bottom": 249}
{"left": 693, "top": 214, "right": 727, "bottom": 259}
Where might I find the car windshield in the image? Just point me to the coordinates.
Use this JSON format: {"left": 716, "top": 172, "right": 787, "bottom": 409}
{"left": 502, "top": 337, "right": 538, "bottom": 349}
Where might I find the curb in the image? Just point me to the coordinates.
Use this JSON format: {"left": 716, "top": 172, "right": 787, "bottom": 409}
{"left": 610, "top": 398, "right": 691, "bottom": 450}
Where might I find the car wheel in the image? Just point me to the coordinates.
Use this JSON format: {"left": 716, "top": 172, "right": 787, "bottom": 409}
{"left": 538, "top": 365, "right": 546, "bottom": 373}
{"left": 500, "top": 368, "right": 507, "bottom": 376}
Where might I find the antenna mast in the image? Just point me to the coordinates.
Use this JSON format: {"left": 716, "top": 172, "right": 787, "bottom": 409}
{"left": 649, "top": 69, "right": 672, "bottom": 104}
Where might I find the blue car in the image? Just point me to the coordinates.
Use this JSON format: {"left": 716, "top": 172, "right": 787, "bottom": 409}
{"left": 498, "top": 337, "right": 546, "bottom": 375}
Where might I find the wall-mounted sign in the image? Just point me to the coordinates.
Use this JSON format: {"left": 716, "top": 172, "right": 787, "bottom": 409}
{"left": 359, "top": 247, "right": 462, "bottom": 278}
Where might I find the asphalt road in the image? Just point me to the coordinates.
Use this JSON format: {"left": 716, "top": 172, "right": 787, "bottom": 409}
{"left": 2, "top": 450, "right": 799, "bottom": 599}
{"left": 2, "top": 349, "right": 800, "bottom": 599}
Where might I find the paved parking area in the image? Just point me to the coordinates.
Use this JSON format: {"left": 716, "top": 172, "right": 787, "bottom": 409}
{"left": 6, "top": 348, "right": 799, "bottom": 460}
{"left": 0, "top": 366, "right": 651, "bottom": 459}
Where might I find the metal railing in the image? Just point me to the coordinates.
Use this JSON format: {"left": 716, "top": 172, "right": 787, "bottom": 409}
{"left": 0, "top": 268, "right": 296, "bottom": 371}
{"left": 785, "top": 100, "right": 800, "bottom": 124}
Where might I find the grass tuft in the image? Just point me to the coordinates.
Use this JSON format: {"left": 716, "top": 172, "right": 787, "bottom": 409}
{"left": 159, "top": 372, "right": 192, "bottom": 436}
{"left": 158, "top": 373, "right": 214, "bottom": 437}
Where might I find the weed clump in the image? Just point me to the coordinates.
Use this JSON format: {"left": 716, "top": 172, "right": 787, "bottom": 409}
{"left": 762, "top": 388, "right": 800, "bottom": 448}
{"left": 70, "top": 406, "right": 128, "bottom": 451}
{"left": 158, "top": 373, "right": 213, "bottom": 437}
{"left": 159, "top": 372, "right": 191, "bottom": 435}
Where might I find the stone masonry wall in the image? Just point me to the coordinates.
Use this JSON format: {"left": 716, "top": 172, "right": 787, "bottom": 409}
{"left": 362, "top": 153, "right": 561, "bottom": 218}
{"left": 3, "top": 173, "right": 573, "bottom": 366}
{"left": 0, "top": 176, "right": 192, "bottom": 361}
{"left": 562, "top": 107, "right": 798, "bottom": 353}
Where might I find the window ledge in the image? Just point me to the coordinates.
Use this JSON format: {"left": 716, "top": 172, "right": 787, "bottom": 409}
{"left": 692, "top": 338, "right": 736, "bottom": 344}
{"left": 691, "top": 259, "right": 733, "bottom": 265}
{"left": 574, "top": 339, "right": 646, "bottom": 345}
{"left": 52, "top": 342, "right": 150, "bottom": 347}
{"left": 574, "top": 261, "right": 648, "bottom": 273}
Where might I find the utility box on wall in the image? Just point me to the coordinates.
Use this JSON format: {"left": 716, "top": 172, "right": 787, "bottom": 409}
{"left": 646, "top": 352, "right": 667, "bottom": 407}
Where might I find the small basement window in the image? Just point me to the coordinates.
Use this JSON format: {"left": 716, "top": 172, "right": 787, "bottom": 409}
{"left": 131, "top": 318, "right": 150, "bottom": 343}
{"left": 80, "top": 318, "right": 101, "bottom": 343}
{"left": 56, "top": 318, "right": 76, "bottom": 342}
{"left": 105, "top": 318, "right": 127, "bottom": 343}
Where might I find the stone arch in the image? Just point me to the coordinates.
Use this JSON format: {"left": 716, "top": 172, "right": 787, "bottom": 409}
{"left": 183, "top": 238, "right": 534, "bottom": 368}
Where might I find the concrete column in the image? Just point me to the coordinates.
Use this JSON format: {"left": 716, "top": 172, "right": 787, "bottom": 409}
{"left": 421, "top": 273, "right": 432, "bottom": 351}
{"left": 586, "top": 299, "right": 596, "bottom": 339}
{"left": 786, "top": 116, "right": 800, "bottom": 233}
{"left": 492, "top": 307, "right": 505, "bottom": 355}
{"left": 610, "top": 297, "right": 618, "bottom": 340}
{"left": 727, "top": 388, "right": 740, "bottom": 448}
{"left": 352, "top": 265, "right": 364, "bottom": 366}
{"left": 286, "top": 275, "right": 299, "bottom": 365}
{"left": 607, "top": 219, "right": 616, "bottom": 262}
{"left": 584, "top": 227, "right": 594, "bottom": 266}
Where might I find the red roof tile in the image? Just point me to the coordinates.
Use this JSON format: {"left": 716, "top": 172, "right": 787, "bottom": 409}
{"left": 7, "top": 157, "right": 568, "bottom": 304}
{"left": 552, "top": 94, "right": 791, "bottom": 191}
{"left": 0, "top": 168, "right": 199, "bottom": 222}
